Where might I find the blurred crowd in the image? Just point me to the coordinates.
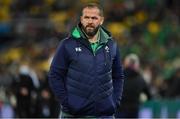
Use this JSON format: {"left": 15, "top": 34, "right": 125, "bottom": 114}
{"left": 0, "top": 0, "right": 179, "bottom": 118}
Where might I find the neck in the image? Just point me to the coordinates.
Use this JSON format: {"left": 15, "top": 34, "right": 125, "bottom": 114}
{"left": 88, "top": 32, "right": 99, "bottom": 43}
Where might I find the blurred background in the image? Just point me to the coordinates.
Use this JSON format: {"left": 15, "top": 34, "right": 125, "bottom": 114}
{"left": 0, "top": 0, "right": 179, "bottom": 118}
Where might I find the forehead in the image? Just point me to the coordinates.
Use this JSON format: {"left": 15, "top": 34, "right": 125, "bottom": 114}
{"left": 82, "top": 7, "right": 101, "bottom": 16}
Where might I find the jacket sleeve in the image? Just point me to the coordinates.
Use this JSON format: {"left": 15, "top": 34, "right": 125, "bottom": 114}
{"left": 112, "top": 44, "right": 124, "bottom": 108}
{"left": 48, "top": 39, "right": 69, "bottom": 108}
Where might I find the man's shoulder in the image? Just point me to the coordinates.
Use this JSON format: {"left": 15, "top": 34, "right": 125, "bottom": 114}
{"left": 107, "top": 38, "right": 117, "bottom": 49}
{"left": 57, "top": 36, "right": 79, "bottom": 52}
{"left": 59, "top": 36, "right": 76, "bottom": 45}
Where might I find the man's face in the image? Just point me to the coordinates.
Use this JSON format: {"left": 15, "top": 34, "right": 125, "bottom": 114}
{"left": 81, "top": 7, "right": 104, "bottom": 37}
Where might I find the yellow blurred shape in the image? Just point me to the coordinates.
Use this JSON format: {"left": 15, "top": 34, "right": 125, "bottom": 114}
{"left": 38, "top": 60, "right": 50, "bottom": 71}
{"left": 107, "top": 22, "right": 126, "bottom": 36}
{"left": 2, "top": 48, "right": 22, "bottom": 62}
{"left": 147, "top": 21, "right": 160, "bottom": 34}
{"left": 0, "top": 0, "right": 12, "bottom": 6}
{"left": 50, "top": 11, "right": 68, "bottom": 23}
{"left": 50, "top": 11, "right": 68, "bottom": 32}
{"left": 135, "top": 11, "right": 147, "bottom": 24}
{"left": 0, "top": 7, "right": 10, "bottom": 22}
{"left": 44, "top": 0, "right": 55, "bottom": 6}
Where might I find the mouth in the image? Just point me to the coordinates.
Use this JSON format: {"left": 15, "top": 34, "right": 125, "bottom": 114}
{"left": 86, "top": 26, "right": 94, "bottom": 30}
{"left": 87, "top": 27, "right": 93, "bottom": 29}
{"left": 86, "top": 25, "right": 94, "bottom": 28}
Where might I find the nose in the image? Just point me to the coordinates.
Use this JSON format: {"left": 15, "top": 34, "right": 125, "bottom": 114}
{"left": 87, "top": 18, "right": 93, "bottom": 23}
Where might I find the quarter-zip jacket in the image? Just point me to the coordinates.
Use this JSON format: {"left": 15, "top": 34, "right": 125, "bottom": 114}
{"left": 48, "top": 24, "right": 124, "bottom": 117}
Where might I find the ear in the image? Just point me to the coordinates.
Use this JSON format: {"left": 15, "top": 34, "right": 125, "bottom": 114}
{"left": 100, "top": 17, "right": 104, "bottom": 25}
{"left": 80, "top": 16, "right": 83, "bottom": 22}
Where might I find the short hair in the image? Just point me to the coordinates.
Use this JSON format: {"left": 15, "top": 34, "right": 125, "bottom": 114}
{"left": 124, "top": 53, "right": 140, "bottom": 70}
{"left": 80, "top": 3, "right": 104, "bottom": 16}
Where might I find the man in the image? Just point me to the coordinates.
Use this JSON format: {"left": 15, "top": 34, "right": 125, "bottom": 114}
{"left": 115, "top": 54, "right": 151, "bottom": 118}
{"left": 48, "top": 3, "right": 124, "bottom": 118}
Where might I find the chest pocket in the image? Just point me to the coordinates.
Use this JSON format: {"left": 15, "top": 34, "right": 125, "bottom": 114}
{"left": 68, "top": 44, "right": 94, "bottom": 74}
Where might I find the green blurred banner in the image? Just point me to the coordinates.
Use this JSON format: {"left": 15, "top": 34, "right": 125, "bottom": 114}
{"left": 139, "top": 100, "right": 180, "bottom": 118}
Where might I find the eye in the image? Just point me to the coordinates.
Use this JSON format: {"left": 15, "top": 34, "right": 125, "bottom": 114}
{"left": 84, "top": 16, "right": 90, "bottom": 19}
{"left": 92, "top": 17, "right": 98, "bottom": 20}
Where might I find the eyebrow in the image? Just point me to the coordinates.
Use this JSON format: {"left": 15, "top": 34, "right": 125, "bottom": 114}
{"left": 84, "top": 16, "right": 98, "bottom": 19}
